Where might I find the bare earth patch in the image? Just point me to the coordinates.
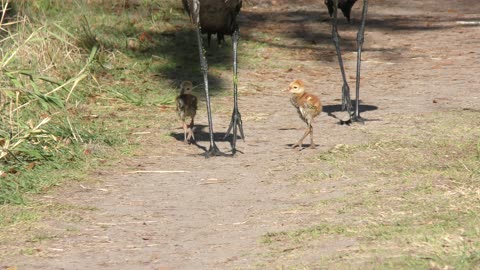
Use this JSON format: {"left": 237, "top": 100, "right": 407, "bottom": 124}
{"left": 2, "top": 0, "right": 480, "bottom": 269}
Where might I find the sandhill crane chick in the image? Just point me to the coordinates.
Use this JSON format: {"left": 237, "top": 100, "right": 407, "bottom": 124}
{"left": 288, "top": 79, "right": 322, "bottom": 149}
{"left": 176, "top": 81, "right": 198, "bottom": 144}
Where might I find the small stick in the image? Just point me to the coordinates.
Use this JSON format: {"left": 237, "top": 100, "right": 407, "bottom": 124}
{"left": 125, "top": 170, "right": 190, "bottom": 174}
{"left": 199, "top": 180, "right": 227, "bottom": 185}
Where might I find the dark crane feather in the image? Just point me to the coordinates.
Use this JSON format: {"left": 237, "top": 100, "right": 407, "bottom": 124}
{"left": 183, "top": 0, "right": 242, "bottom": 44}
{"left": 325, "top": 0, "right": 358, "bottom": 22}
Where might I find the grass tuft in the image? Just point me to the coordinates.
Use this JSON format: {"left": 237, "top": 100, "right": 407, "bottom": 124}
{"left": 262, "top": 111, "right": 480, "bottom": 269}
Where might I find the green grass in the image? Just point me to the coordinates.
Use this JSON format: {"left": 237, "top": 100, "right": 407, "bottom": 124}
{"left": 0, "top": 0, "right": 291, "bottom": 262}
{"left": 262, "top": 224, "right": 350, "bottom": 244}
{"left": 261, "top": 111, "right": 480, "bottom": 269}
{"left": 0, "top": 0, "right": 186, "bottom": 204}
{"left": 0, "top": 4, "right": 194, "bottom": 255}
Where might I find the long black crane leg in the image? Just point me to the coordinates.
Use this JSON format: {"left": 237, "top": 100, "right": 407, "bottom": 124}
{"left": 194, "top": 25, "right": 225, "bottom": 157}
{"left": 224, "top": 27, "right": 244, "bottom": 154}
{"left": 331, "top": 0, "right": 353, "bottom": 120}
{"left": 353, "top": 0, "right": 368, "bottom": 122}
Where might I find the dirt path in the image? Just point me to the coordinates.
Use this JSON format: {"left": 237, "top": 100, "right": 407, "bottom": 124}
{"left": 5, "top": 0, "right": 480, "bottom": 269}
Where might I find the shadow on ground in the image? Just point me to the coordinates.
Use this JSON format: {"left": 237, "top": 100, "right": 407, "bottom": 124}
{"left": 63, "top": 1, "right": 480, "bottom": 96}
{"left": 323, "top": 103, "right": 378, "bottom": 114}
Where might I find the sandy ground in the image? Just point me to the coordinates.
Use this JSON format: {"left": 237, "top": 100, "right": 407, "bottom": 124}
{"left": 3, "top": 0, "right": 480, "bottom": 269}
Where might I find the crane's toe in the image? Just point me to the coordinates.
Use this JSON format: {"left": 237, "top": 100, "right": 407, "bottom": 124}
{"left": 340, "top": 113, "right": 366, "bottom": 125}
{"left": 204, "top": 143, "right": 229, "bottom": 158}
{"left": 292, "top": 142, "right": 302, "bottom": 149}
{"left": 351, "top": 114, "right": 366, "bottom": 124}
{"left": 224, "top": 109, "right": 244, "bottom": 154}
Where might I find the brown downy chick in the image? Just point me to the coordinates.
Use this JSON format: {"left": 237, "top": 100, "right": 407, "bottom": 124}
{"left": 176, "top": 81, "right": 198, "bottom": 144}
{"left": 288, "top": 79, "right": 322, "bottom": 149}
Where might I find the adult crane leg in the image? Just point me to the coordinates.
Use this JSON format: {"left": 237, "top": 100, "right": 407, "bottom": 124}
{"left": 224, "top": 27, "right": 244, "bottom": 154}
{"left": 354, "top": 0, "right": 368, "bottom": 121}
{"left": 330, "top": 0, "right": 353, "bottom": 120}
{"left": 194, "top": 25, "right": 225, "bottom": 157}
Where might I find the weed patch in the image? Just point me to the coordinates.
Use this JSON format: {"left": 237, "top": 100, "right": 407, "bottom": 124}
{"left": 263, "top": 111, "right": 480, "bottom": 269}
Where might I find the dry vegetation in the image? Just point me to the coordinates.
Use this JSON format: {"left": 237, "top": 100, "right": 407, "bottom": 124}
{"left": 0, "top": 2, "right": 98, "bottom": 204}
{"left": 0, "top": 0, "right": 183, "bottom": 207}
{"left": 1, "top": 0, "right": 479, "bottom": 269}
{"left": 261, "top": 111, "right": 480, "bottom": 269}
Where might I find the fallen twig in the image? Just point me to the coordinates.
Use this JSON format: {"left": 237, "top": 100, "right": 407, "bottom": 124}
{"left": 125, "top": 170, "right": 190, "bottom": 174}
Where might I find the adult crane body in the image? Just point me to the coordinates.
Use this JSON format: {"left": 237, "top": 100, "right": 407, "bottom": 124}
{"left": 325, "top": 0, "right": 358, "bottom": 22}
{"left": 183, "top": 0, "right": 241, "bottom": 44}
{"left": 182, "top": 0, "right": 244, "bottom": 156}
